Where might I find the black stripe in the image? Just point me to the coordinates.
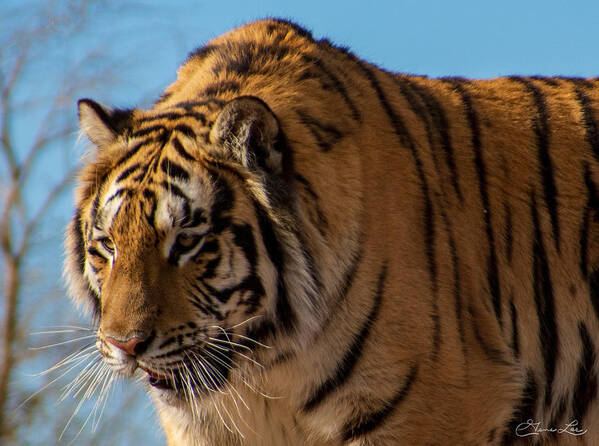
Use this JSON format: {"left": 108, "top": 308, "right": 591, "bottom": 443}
{"left": 509, "top": 298, "right": 520, "bottom": 359}
{"left": 201, "top": 80, "right": 240, "bottom": 97}
{"left": 252, "top": 201, "right": 296, "bottom": 333}
{"left": 186, "top": 44, "right": 219, "bottom": 63}
{"left": 207, "top": 172, "right": 234, "bottom": 233}
{"left": 294, "top": 174, "right": 329, "bottom": 235}
{"left": 89, "top": 188, "right": 103, "bottom": 229}
{"left": 529, "top": 76, "right": 560, "bottom": 87}
{"left": 171, "top": 137, "right": 195, "bottom": 161}
{"left": 341, "top": 364, "right": 418, "bottom": 442}
{"left": 444, "top": 79, "right": 503, "bottom": 328}
{"left": 174, "top": 99, "right": 226, "bottom": 110}
{"left": 154, "top": 91, "right": 172, "bottom": 105}
{"left": 399, "top": 78, "right": 462, "bottom": 202}
{"left": 510, "top": 77, "right": 560, "bottom": 251}
{"left": 393, "top": 77, "right": 442, "bottom": 173}
{"left": 303, "top": 55, "right": 361, "bottom": 122}
{"left": 189, "top": 284, "right": 220, "bottom": 319}
{"left": 113, "top": 142, "right": 144, "bottom": 169}
{"left": 296, "top": 109, "right": 343, "bottom": 152}
{"left": 581, "top": 163, "right": 599, "bottom": 277}
{"left": 182, "top": 208, "right": 207, "bottom": 229}
{"left": 318, "top": 243, "right": 363, "bottom": 331}
{"left": 71, "top": 211, "right": 86, "bottom": 275}
{"left": 138, "top": 112, "right": 206, "bottom": 125}
{"left": 530, "top": 192, "right": 558, "bottom": 407}
{"left": 357, "top": 64, "right": 440, "bottom": 358}
{"left": 173, "top": 123, "right": 198, "bottom": 138}
{"left": 303, "top": 263, "right": 387, "bottom": 412}
{"left": 232, "top": 223, "right": 258, "bottom": 265}
{"left": 270, "top": 19, "right": 314, "bottom": 40}
{"left": 572, "top": 83, "right": 599, "bottom": 162}
{"left": 238, "top": 275, "right": 267, "bottom": 315}
{"left": 71, "top": 210, "right": 101, "bottom": 317}
{"left": 116, "top": 163, "right": 141, "bottom": 183}
{"left": 572, "top": 322, "right": 598, "bottom": 425}
{"left": 86, "top": 246, "right": 106, "bottom": 260}
{"left": 141, "top": 188, "right": 157, "bottom": 225}
{"left": 501, "top": 369, "right": 538, "bottom": 445}
{"left": 468, "top": 304, "right": 509, "bottom": 365}
{"left": 208, "top": 37, "right": 360, "bottom": 122}
{"left": 138, "top": 112, "right": 185, "bottom": 123}
{"left": 439, "top": 201, "right": 466, "bottom": 359}
{"left": 131, "top": 125, "right": 167, "bottom": 139}
{"left": 104, "top": 187, "right": 131, "bottom": 205}
{"left": 244, "top": 319, "right": 275, "bottom": 344}
{"left": 160, "top": 181, "right": 189, "bottom": 202}
{"left": 212, "top": 50, "right": 256, "bottom": 76}
{"left": 88, "top": 167, "right": 116, "bottom": 230}
{"left": 191, "top": 281, "right": 216, "bottom": 307}
{"left": 560, "top": 76, "right": 595, "bottom": 88}
{"left": 160, "top": 158, "right": 190, "bottom": 181}
{"left": 357, "top": 62, "right": 438, "bottom": 306}
{"left": 133, "top": 172, "right": 146, "bottom": 183}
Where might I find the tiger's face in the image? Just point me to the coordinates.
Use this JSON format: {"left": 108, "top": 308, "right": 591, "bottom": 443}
{"left": 66, "top": 96, "right": 290, "bottom": 403}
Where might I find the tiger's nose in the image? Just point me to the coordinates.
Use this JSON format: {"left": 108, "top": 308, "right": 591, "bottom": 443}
{"left": 105, "top": 335, "right": 149, "bottom": 356}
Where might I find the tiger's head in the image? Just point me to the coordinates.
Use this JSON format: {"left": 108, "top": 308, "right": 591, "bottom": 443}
{"left": 65, "top": 96, "right": 316, "bottom": 404}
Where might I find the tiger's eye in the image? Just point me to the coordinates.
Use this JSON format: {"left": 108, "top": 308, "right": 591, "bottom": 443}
{"left": 101, "top": 237, "right": 115, "bottom": 254}
{"left": 176, "top": 233, "right": 199, "bottom": 249}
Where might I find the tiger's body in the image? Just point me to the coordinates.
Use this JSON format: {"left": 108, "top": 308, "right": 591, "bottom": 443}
{"left": 65, "top": 19, "right": 599, "bottom": 445}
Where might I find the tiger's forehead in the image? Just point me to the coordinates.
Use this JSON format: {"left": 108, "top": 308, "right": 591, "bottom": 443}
{"left": 131, "top": 99, "right": 224, "bottom": 143}
{"left": 94, "top": 150, "right": 218, "bottom": 235}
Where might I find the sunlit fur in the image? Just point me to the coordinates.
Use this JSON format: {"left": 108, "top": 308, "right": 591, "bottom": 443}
{"left": 64, "top": 19, "right": 599, "bottom": 445}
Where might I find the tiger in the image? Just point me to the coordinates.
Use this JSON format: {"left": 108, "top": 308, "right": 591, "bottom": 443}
{"left": 63, "top": 17, "right": 599, "bottom": 446}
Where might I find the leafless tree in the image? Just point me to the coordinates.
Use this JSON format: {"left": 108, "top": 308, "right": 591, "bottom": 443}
{"left": 0, "top": 1, "right": 159, "bottom": 444}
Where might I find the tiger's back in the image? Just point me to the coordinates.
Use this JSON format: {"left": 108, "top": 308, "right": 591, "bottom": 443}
{"left": 67, "top": 19, "right": 599, "bottom": 445}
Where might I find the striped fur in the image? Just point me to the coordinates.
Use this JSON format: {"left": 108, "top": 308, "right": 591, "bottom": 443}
{"left": 64, "top": 19, "right": 599, "bottom": 445}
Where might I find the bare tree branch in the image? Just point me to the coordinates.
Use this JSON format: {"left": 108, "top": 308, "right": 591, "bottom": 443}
{"left": 0, "top": 47, "right": 28, "bottom": 178}
{"left": 17, "top": 165, "right": 79, "bottom": 261}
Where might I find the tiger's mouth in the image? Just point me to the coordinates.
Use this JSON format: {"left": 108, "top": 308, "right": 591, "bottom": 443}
{"left": 139, "top": 366, "right": 179, "bottom": 390}
{"left": 138, "top": 346, "right": 233, "bottom": 394}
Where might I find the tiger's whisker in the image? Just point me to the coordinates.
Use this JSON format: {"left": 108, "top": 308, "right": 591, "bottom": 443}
{"left": 59, "top": 359, "right": 108, "bottom": 442}
{"left": 226, "top": 332, "right": 271, "bottom": 349}
{"left": 72, "top": 365, "right": 110, "bottom": 441}
{"left": 187, "top": 351, "right": 227, "bottom": 395}
{"left": 59, "top": 354, "right": 103, "bottom": 401}
{"left": 32, "top": 343, "right": 96, "bottom": 377}
{"left": 29, "top": 334, "right": 97, "bottom": 350}
{"left": 222, "top": 315, "right": 263, "bottom": 330}
{"left": 17, "top": 352, "right": 95, "bottom": 411}
{"left": 94, "top": 368, "right": 116, "bottom": 430}
{"left": 208, "top": 336, "right": 252, "bottom": 352}
{"left": 205, "top": 340, "right": 264, "bottom": 369}
{"left": 73, "top": 357, "right": 106, "bottom": 401}
{"left": 30, "top": 327, "right": 93, "bottom": 335}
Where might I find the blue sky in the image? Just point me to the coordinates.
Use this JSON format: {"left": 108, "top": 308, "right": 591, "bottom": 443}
{"left": 3, "top": 0, "right": 599, "bottom": 444}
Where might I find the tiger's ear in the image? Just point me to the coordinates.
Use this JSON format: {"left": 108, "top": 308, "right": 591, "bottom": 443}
{"left": 78, "top": 99, "right": 134, "bottom": 149}
{"left": 209, "top": 96, "right": 283, "bottom": 174}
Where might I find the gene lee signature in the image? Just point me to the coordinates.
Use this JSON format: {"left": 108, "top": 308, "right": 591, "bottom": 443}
{"left": 516, "top": 419, "right": 587, "bottom": 437}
